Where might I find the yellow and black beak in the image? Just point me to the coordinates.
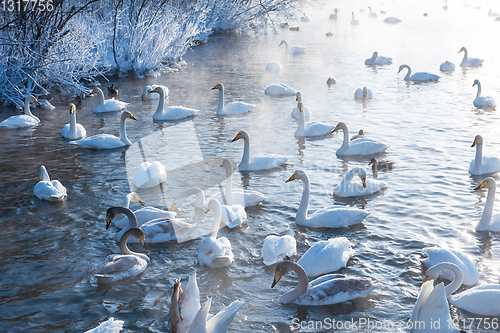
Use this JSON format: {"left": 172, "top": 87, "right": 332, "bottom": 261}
{"left": 231, "top": 133, "right": 241, "bottom": 142}
{"left": 471, "top": 138, "right": 478, "bottom": 147}
{"left": 397, "top": 68, "right": 402, "bottom": 74}
{"left": 205, "top": 207, "right": 211, "bottom": 214}
{"left": 212, "top": 84, "right": 219, "bottom": 90}
{"left": 333, "top": 125, "right": 339, "bottom": 133}
{"left": 129, "top": 114, "right": 137, "bottom": 121}
{"left": 424, "top": 276, "right": 429, "bottom": 282}
{"left": 474, "top": 181, "right": 487, "bottom": 191}
{"left": 90, "top": 89, "right": 96, "bottom": 95}
{"left": 151, "top": 87, "right": 159, "bottom": 94}
{"left": 361, "top": 177, "right": 367, "bottom": 188}
{"left": 271, "top": 271, "right": 281, "bottom": 288}
{"left": 285, "top": 174, "right": 295, "bottom": 183}
{"left": 472, "top": 82, "right": 476, "bottom": 87}
{"left": 33, "top": 97, "right": 41, "bottom": 106}
{"left": 295, "top": 93, "right": 299, "bottom": 101}
{"left": 138, "top": 199, "right": 145, "bottom": 205}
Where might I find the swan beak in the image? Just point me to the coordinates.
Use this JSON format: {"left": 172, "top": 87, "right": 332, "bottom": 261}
{"left": 90, "top": 89, "right": 95, "bottom": 95}
{"left": 129, "top": 114, "right": 137, "bottom": 121}
{"left": 472, "top": 83, "right": 476, "bottom": 87}
{"left": 205, "top": 208, "right": 211, "bottom": 214}
{"left": 220, "top": 162, "right": 224, "bottom": 167}
{"left": 295, "top": 93, "right": 299, "bottom": 101}
{"left": 211, "top": 84, "right": 219, "bottom": 90}
{"left": 140, "top": 236, "right": 148, "bottom": 251}
{"left": 138, "top": 199, "right": 145, "bottom": 205}
{"left": 285, "top": 174, "right": 296, "bottom": 183}
{"left": 333, "top": 125, "right": 339, "bottom": 133}
{"left": 474, "top": 181, "right": 486, "bottom": 190}
{"left": 33, "top": 98, "right": 41, "bottom": 106}
{"left": 397, "top": 68, "right": 402, "bottom": 74}
{"left": 361, "top": 177, "right": 367, "bottom": 188}
{"left": 368, "top": 160, "right": 373, "bottom": 166}
{"left": 231, "top": 133, "right": 241, "bottom": 142}
{"left": 171, "top": 203, "right": 176, "bottom": 211}
{"left": 471, "top": 138, "right": 478, "bottom": 147}
{"left": 106, "top": 216, "right": 113, "bottom": 230}
{"left": 424, "top": 276, "right": 429, "bottom": 282}
{"left": 271, "top": 271, "right": 281, "bottom": 288}
{"left": 151, "top": 87, "right": 159, "bottom": 93}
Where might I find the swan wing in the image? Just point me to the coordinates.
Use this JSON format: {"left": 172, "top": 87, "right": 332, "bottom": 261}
{"left": 222, "top": 204, "right": 247, "bottom": 229}
{"left": 206, "top": 300, "right": 244, "bottom": 333}
{"left": 85, "top": 317, "right": 125, "bottom": 333}
{"left": 154, "top": 106, "right": 198, "bottom": 120}
{"left": 134, "top": 161, "right": 167, "bottom": 189}
{"left": 70, "top": 134, "right": 125, "bottom": 149}
{"left": 410, "top": 72, "right": 440, "bottom": 81}
{"left": 300, "top": 206, "right": 369, "bottom": 228}
{"left": 340, "top": 140, "right": 388, "bottom": 155}
{"left": 96, "top": 254, "right": 147, "bottom": 282}
{"left": 94, "top": 100, "right": 128, "bottom": 113}
{"left": 222, "top": 102, "right": 255, "bottom": 115}
{"left": 417, "top": 283, "right": 456, "bottom": 332}
{"left": 264, "top": 84, "right": 296, "bottom": 96}
{"left": 0, "top": 115, "right": 39, "bottom": 128}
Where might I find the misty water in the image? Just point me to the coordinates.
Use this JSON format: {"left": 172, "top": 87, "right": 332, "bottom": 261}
{"left": 1, "top": 0, "right": 500, "bottom": 332}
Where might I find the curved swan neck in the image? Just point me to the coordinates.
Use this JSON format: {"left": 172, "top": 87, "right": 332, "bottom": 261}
{"left": 119, "top": 229, "right": 141, "bottom": 256}
{"left": 122, "top": 193, "right": 133, "bottom": 208}
{"left": 297, "top": 174, "right": 310, "bottom": 220}
{"left": 339, "top": 123, "right": 350, "bottom": 152}
{"left": 24, "top": 98, "right": 35, "bottom": 117}
{"left": 475, "top": 82, "right": 482, "bottom": 98}
{"left": 282, "top": 40, "right": 288, "bottom": 49}
{"left": 478, "top": 182, "right": 496, "bottom": 230}
{"left": 209, "top": 201, "right": 222, "bottom": 238}
{"left": 217, "top": 87, "right": 225, "bottom": 114}
{"left": 154, "top": 87, "right": 166, "bottom": 118}
{"left": 178, "top": 188, "right": 206, "bottom": 208}
{"left": 40, "top": 166, "right": 50, "bottom": 181}
{"left": 280, "top": 261, "right": 309, "bottom": 303}
{"left": 402, "top": 65, "right": 411, "bottom": 80}
{"left": 95, "top": 88, "right": 105, "bottom": 106}
{"left": 438, "top": 263, "right": 464, "bottom": 297}
{"left": 119, "top": 112, "right": 131, "bottom": 145}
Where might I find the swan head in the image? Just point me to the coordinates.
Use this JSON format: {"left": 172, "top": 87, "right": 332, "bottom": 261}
{"left": 127, "top": 227, "right": 148, "bottom": 250}
{"left": 333, "top": 122, "right": 347, "bottom": 133}
{"left": 272, "top": 260, "right": 295, "bottom": 288}
{"left": 231, "top": 130, "right": 249, "bottom": 142}
{"left": 122, "top": 111, "right": 137, "bottom": 121}
{"left": 425, "top": 262, "right": 461, "bottom": 281}
{"left": 212, "top": 83, "right": 223, "bottom": 90}
{"left": 369, "top": 157, "right": 377, "bottom": 166}
{"left": 474, "top": 177, "right": 496, "bottom": 191}
{"left": 286, "top": 169, "right": 307, "bottom": 183}
{"left": 128, "top": 192, "right": 145, "bottom": 205}
{"left": 459, "top": 46, "right": 467, "bottom": 53}
{"left": 472, "top": 79, "right": 480, "bottom": 87}
{"left": 220, "top": 158, "right": 233, "bottom": 171}
{"left": 297, "top": 102, "right": 304, "bottom": 113}
{"left": 397, "top": 65, "right": 408, "bottom": 74}
{"left": 89, "top": 87, "right": 102, "bottom": 96}
{"left": 362, "top": 87, "right": 368, "bottom": 98}
{"left": 358, "top": 129, "right": 364, "bottom": 135}
{"left": 206, "top": 198, "right": 221, "bottom": 214}
{"left": 69, "top": 103, "right": 76, "bottom": 114}
{"left": 279, "top": 40, "right": 287, "bottom": 47}
{"left": 334, "top": 8, "right": 338, "bottom": 13}
{"left": 471, "top": 134, "right": 483, "bottom": 147}
{"left": 26, "top": 95, "right": 41, "bottom": 106}
{"left": 151, "top": 86, "right": 165, "bottom": 96}
{"left": 351, "top": 167, "right": 367, "bottom": 188}
{"left": 295, "top": 91, "right": 302, "bottom": 101}
{"left": 106, "top": 206, "right": 134, "bottom": 230}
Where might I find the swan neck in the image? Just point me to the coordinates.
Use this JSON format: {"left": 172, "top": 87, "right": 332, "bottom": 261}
{"left": 225, "top": 166, "right": 234, "bottom": 205}
{"left": 194, "top": 189, "right": 206, "bottom": 208}
{"left": 69, "top": 111, "right": 77, "bottom": 136}
{"left": 241, "top": 136, "right": 250, "bottom": 167}
{"left": 441, "top": 264, "right": 464, "bottom": 297}
{"left": 340, "top": 125, "right": 350, "bottom": 151}
{"left": 217, "top": 88, "right": 224, "bottom": 114}
{"left": 154, "top": 88, "right": 165, "bottom": 117}
{"left": 24, "top": 99, "right": 34, "bottom": 117}
{"left": 119, "top": 230, "right": 140, "bottom": 256}
{"left": 461, "top": 49, "right": 468, "bottom": 64}
{"left": 478, "top": 184, "right": 496, "bottom": 230}
{"left": 40, "top": 166, "right": 50, "bottom": 182}
{"left": 119, "top": 113, "right": 131, "bottom": 145}
{"left": 474, "top": 143, "right": 483, "bottom": 172}
{"left": 96, "top": 88, "right": 105, "bottom": 106}
{"left": 297, "top": 104, "right": 306, "bottom": 134}
{"left": 297, "top": 175, "right": 310, "bottom": 220}
{"left": 280, "top": 261, "right": 309, "bottom": 303}
{"left": 122, "top": 194, "right": 132, "bottom": 208}
{"left": 210, "top": 203, "right": 222, "bottom": 238}
{"left": 404, "top": 66, "right": 411, "bottom": 80}
{"left": 476, "top": 82, "right": 482, "bottom": 98}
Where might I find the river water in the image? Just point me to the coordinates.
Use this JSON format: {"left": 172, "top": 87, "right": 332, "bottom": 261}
{"left": 1, "top": 0, "right": 500, "bottom": 332}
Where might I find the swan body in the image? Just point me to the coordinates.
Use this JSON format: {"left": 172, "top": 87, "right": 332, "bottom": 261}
{"left": 91, "top": 87, "right": 128, "bottom": 113}
{"left": 422, "top": 247, "right": 479, "bottom": 286}
{"left": 354, "top": 87, "right": 373, "bottom": 100}
{"left": 294, "top": 102, "right": 334, "bottom": 137}
{"left": 364, "top": 51, "right": 392, "bottom": 65}
{"left": 369, "top": 157, "right": 394, "bottom": 178}
{"left": 0, "top": 95, "right": 40, "bottom": 128}
{"left": 266, "top": 61, "right": 282, "bottom": 72}
{"left": 198, "top": 199, "right": 234, "bottom": 268}
{"left": 474, "top": 177, "right": 500, "bottom": 232}
{"left": 271, "top": 260, "right": 376, "bottom": 305}
{"left": 333, "top": 122, "right": 388, "bottom": 156}
{"left": 264, "top": 83, "right": 296, "bottom": 96}
{"left": 231, "top": 130, "right": 288, "bottom": 171}
{"left": 113, "top": 192, "right": 176, "bottom": 229}
{"left": 261, "top": 235, "right": 297, "bottom": 266}
{"left": 351, "top": 129, "right": 366, "bottom": 141}
{"left": 425, "top": 262, "right": 500, "bottom": 316}
{"left": 333, "top": 167, "right": 386, "bottom": 197}
{"left": 327, "top": 78, "right": 336, "bottom": 86}
{"left": 291, "top": 92, "right": 312, "bottom": 119}
{"left": 472, "top": 79, "right": 496, "bottom": 108}
{"left": 70, "top": 111, "right": 136, "bottom": 149}
{"left": 297, "top": 237, "right": 354, "bottom": 278}
{"left": 351, "top": 11, "right": 359, "bottom": 25}
{"left": 459, "top": 47, "right": 483, "bottom": 67}
{"left": 85, "top": 317, "right": 124, "bottom": 333}
{"left": 134, "top": 161, "right": 167, "bottom": 189}
{"left": 151, "top": 86, "right": 198, "bottom": 120}
{"left": 212, "top": 83, "right": 255, "bottom": 115}
{"left": 384, "top": 17, "right": 401, "bottom": 24}
{"left": 38, "top": 99, "right": 55, "bottom": 110}
{"left": 61, "top": 103, "right": 86, "bottom": 139}
{"left": 96, "top": 227, "right": 149, "bottom": 283}
{"left": 286, "top": 170, "right": 369, "bottom": 228}
{"left": 439, "top": 61, "right": 455, "bottom": 72}
{"left": 398, "top": 65, "right": 440, "bottom": 82}
{"left": 33, "top": 166, "right": 67, "bottom": 202}
{"left": 279, "top": 40, "right": 305, "bottom": 54}
{"left": 469, "top": 135, "right": 500, "bottom": 175}
{"left": 329, "top": 9, "right": 338, "bottom": 20}
{"left": 141, "top": 85, "right": 161, "bottom": 100}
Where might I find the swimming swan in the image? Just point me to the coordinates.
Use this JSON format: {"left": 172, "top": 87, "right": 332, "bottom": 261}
{"left": 329, "top": 9, "right": 339, "bottom": 20}
{"left": 369, "top": 158, "right": 394, "bottom": 177}
{"left": 261, "top": 234, "right": 297, "bottom": 266}
{"left": 141, "top": 85, "right": 161, "bottom": 100}
{"left": 264, "top": 83, "right": 296, "bottom": 96}
{"left": 294, "top": 103, "right": 334, "bottom": 137}
{"left": 91, "top": 87, "right": 128, "bottom": 113}
{"left": 383, "top": 17, "right": 401, "bottom": 24}
{"left": 474, "top": 177, "right": 500, "bottom": 232}
{"left": 351, "top": 129, "right": 366, "bottom": 141}
{"left": 0, "top": 95, "right": 41, "bottom": 128}
{"left": 70, "top": 111, "right": 136, "bottom": 149}
{"left": 286, "top": 170, "right": 369, "bottom": 228}
{"left": 333, "top": 167, "right": 386, "bottom": 197}
{"left": 472, "top": 79, "right": 496, "bottom": 109}
{"left": 33, "top": 165, "right": 67, "bottom": 202}
{"left": 398, "top": 64, "right": 440, "bottom": 82}
{"left": 279, "top": 40, "right": 305, "bottom": 54}
{"left": 354, "top": 87, "right": 373, "bottom": 100}
{"left": 151, "top": 86, "right": 198, "bottom": 120}
{"left": 421, "top": 247, "right": 479, "bottom": 286}
{"left": 351, "top": 11, "right": 359, "bottom": 25}
{"left": 439, "top": 61, "right": 455, "bottom": 72}
{"left": 271, "top": 260, "right": 376, "bottom": 305}
{"left": 333, "top": 122, "right": 388, "bottom": 156}
{"left": 61, "top": 104, "right": 86, "bottom": 139}
{"left": 364, "top": 52, "right": 392, "bottom": 65}
{"left": 198, "top": 199, "right": 234, "bottom": 268}
{"left": 96, "top": 227, "right": 149, "bottom": 283}
{"left": 85, "top": 317, "right": 124, "bottom": 333}
{"left": 469, "top": 135, "right": 500, "bottom": 175}
{"left": 231, "top": 130, "right": 288, "bottom": 171}
{"left": 291, "top": 92, "right": 312, "bottom": 119}
{"left": 425, "top": 262, "right": 500, "bottom": 316}
{"left": 212, "top": 83, "right": 255, "bottom": 115}
{"left": 134, "top": 161, "right": 167, "bottom": 189}
{"left": 459, "top": 47, "right": 483, "bottom": 67}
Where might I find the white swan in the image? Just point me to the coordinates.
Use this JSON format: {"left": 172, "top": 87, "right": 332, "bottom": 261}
{"left": 96, "top": 226, "right": 148, "bottom": 283}
{"left": 329, "top": 8, "right": 339, "bottom": 20}
{"left": 425, "top": 262, "right": 500, "bottom": 316}
{"left": 291, "top": 92, "right": 312, "bottom": 119}
{"left": 294, "top": 103, "right": 334, "bottom": 137}
{"left": 264, "top": 83, "right": 296, "bottom": 96}
{"left": 368, "top": 6, "right": 378, "bottom": 18}
{"left": 231, "top": 130, "right": 288, "bottom": 171}
{"left": 261, "top": 234, "right": 297, "bottom": 266}
{"left": 151, "top": 86, "right": 198, "bottom": 120}
{"left": 350, "top": 11, "right": 359, "bottom": 25}
{"left": 297, "top": 237, "right": 354, "bottom": 278}
{"left": 384, "top": 17, "right": 401, "bottom": 24}
{"left": 141, "top": 85, "right": 161, "bottom": 100}
{"left": 266, "top": 61, "right": 282, "bottom": 72}
{"left": 0, "top": 95, "right": 40, "bottom": 128}
{"left": 472, "top": 79, "right": 496, "bottom": 108}
{"left": 61, "top": 103, "right": 86, "bottom": 139}
{"left": 113, "top": 192, "right": 176, "bottom": 229}
{"left": 410, "top": 280, "right": 456, "bottom": 333}
{"left": 333, "top": 122, "right": 388, "bottom": 156}
{"left": 286, "top": 170, "right": 369, "bottom": 228}
{"left": 85, "top": 317, "right": 124, "bottom": 333}
{"left": 398, "top": 64, "right": 440, "bottom": 82}
{"left": 469, "top": 135, "right": 500, "bottom": 175}
{"left": 91, "top": 87, "right": 128, "bottom": 113}
{"left": 364, "top": 51, "right": 392, "bottom": 65}
{"left": 108, "top": 207, "right": 195, "bottom": 244}
{"left": 169, "top": 270, "right": 244, "bottom": 333}
{"left": 33, "top": 165, "right": 67, "bottom": 202}
{"left": 38, "top": 99, "right": 55, "bottom": 110}
{"left": 70, "top": 111, "right": 136, "bottom": 149}
{"left": 134, "top": 161, "right": 167, "bottom": 189}
{"left": 279, "top": 40, "right": 305, "bottom": 54}
{"left": 212, "top": 83, "right": 255, "bottom": 115}
{"left": 354, "top": 87, "right": 374, "bottom": 100}
{"left": 351, "top": 129, "right": 366, "bottom": 141}
{"left": 421, "top": 247, "right": 479, "bottom": 286}
{"left": 271, "top": 260, "right": 376, "bottom": 305}
{"left": 474, "top": 177, "right": 500, "bottom": 232}
{"left": 333, "top": 167, "right": 386, "bottom": 197}
{"left": 459, "top": 47, "right": 483, "bottom": 67}
{"left": 198, "top": 199, "right": 234, "bottom": 268}
{"left": 439, "top": 61, "right": 455, "bottom": 72}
